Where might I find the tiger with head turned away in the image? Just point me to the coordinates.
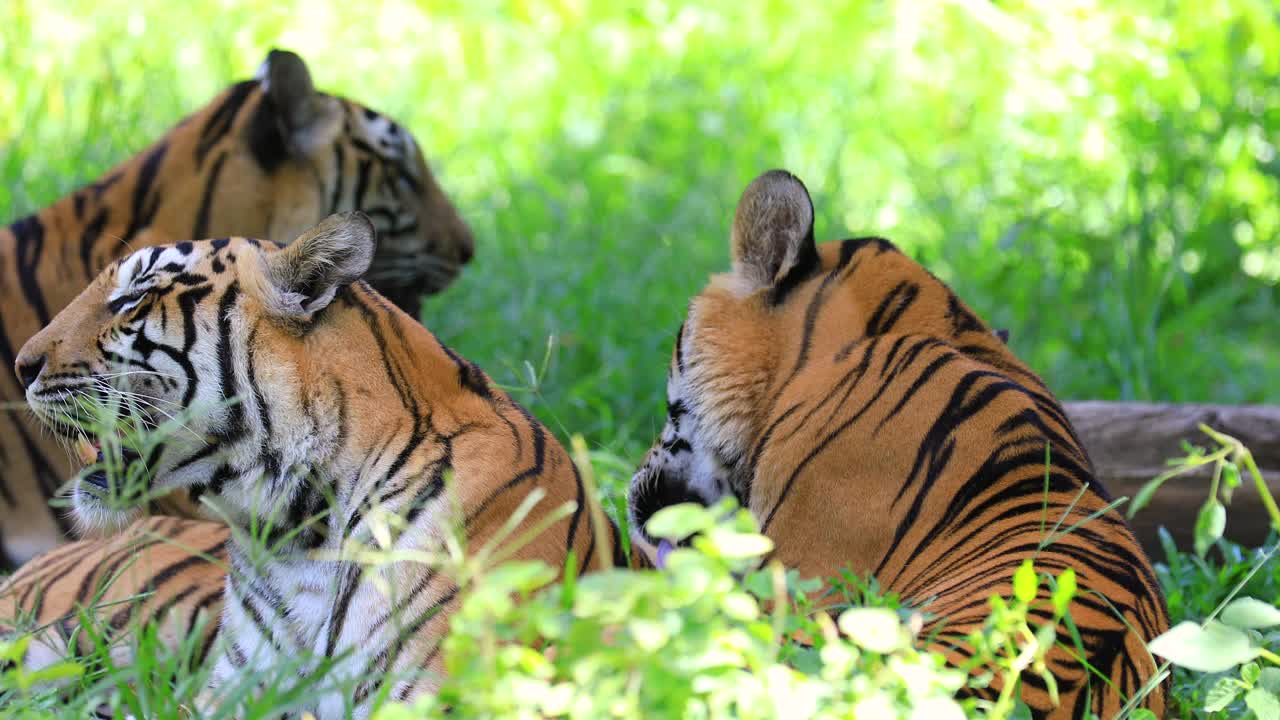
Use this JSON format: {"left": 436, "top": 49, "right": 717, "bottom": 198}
{"left": 627, "top": 170, "right": 1171, "bottom": 719}
{"left": 9, "top": 212, "right": 623, "bottom": 717}
{"left": 0, "top": 48, "right": 475, "bottom": 569}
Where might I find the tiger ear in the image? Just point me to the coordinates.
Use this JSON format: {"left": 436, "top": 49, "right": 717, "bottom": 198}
{"left": 258, "top": 49, "right": 320, "bottom": 131}
{"left": 249, "top": 49, "right": 341, "bottom": 166}
{"left": 730, "top": 170, "right": 819, "bottom": 295}
{"left": 263, "top": 212, "right": 377, "bottom": 319}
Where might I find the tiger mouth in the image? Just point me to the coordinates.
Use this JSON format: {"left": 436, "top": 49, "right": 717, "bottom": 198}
{"left": 73, "top": 435, "right": 143, "bottom": 491}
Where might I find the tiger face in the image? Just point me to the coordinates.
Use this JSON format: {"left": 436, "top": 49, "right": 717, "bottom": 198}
{"left": 627, "top": 170, "right": 1168, "bottom": 717}
{"left": 15, "top": 213, "right": 610, "bottom": 715}
{"left": 230, "top": 49, "right": 475, "bottom": 311}
{"left": 14, "top": 215, "right": 380, "bottom": 532}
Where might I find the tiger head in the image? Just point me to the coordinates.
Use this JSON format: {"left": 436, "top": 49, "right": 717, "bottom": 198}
{"left": 626, "top": 170, "right": 1049, "bottom": 567}
{"left": 15, "top": 213, "right": 406, "bottom": 533}
{"left": 175, "top": 49, "right": 474, "bottom": 311}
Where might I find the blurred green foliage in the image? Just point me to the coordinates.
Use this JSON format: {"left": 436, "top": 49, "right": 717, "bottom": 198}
{"left": 2, "top": 0, "right": 1277, "bottom": 463}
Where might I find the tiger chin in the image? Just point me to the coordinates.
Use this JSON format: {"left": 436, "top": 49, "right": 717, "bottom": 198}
{"left": 14, "top": 213, "right": 611, "bottom": 719}
{"left": 628, "top": 170, "right": 1171, "bottom": 719}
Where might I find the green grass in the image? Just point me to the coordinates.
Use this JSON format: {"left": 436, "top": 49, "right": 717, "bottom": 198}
{"left": 3, "top": 1, "right": 1280, "bottom": 718}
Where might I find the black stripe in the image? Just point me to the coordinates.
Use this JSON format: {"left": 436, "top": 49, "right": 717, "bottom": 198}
{"left": 192, "top": 151, "right": 229, "bottom": 239}
{"left": 78, "top": 210, "right": 109, "bottom": 280}
{"left": 329, "top": 144, "right": 346, "bottom": 212}
{"left": 10, "top": 216, "right": 51, "bottom": 325}
{"left": 196, "top": 80, "right": 257, "bottom": 166}
{"left": 121, "top": 142, "right": 170, "bottom": 245}
{"left": 353, "top": 157, "right": 372, "bottom": 208}
{"left": 865, "top": 281, "right": 920, "bottom": 336}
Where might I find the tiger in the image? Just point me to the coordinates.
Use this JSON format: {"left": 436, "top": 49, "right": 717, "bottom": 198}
{"left": 11, "top": 212, "right": 622, "bottom": 718}
{"left": 626, "top": 170, "right": 1171, "bottom": 719}
{"left": 0, "top": 517, "right": 228, "bottom": 673}
{"left": 0, "top": 48, "right": 475, "bottom": 569}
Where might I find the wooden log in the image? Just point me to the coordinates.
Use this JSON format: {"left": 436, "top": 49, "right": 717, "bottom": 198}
{"left": 1063, "top": 402, "right": 1280, "bottom": 558}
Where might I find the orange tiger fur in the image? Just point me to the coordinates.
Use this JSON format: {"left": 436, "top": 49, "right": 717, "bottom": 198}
{"left": 628, "top": 170, "right": 1170, "bottom": 719}
{"left": 0, "top": 49, "right": 474, "bottom": 568}
{"left": 12, "top": 214, "right": 624, "bottom": 716}
{"left": 0, "top": 516, "right": 228, "bottom": 670}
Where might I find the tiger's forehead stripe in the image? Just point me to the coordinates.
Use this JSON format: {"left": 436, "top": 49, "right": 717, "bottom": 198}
{"left": 111, "top": 242, "right": 208, "bottom": 297}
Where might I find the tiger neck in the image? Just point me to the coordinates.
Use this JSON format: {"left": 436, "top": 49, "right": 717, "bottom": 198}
{"left": 211, "top": 284, "right": 480, "bottom": 555}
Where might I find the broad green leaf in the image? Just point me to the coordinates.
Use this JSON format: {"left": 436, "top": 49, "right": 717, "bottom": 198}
{"left": 485, "top": 561, "right": 558, "bottom": 594}
{"left": 627, "top": 618, "right": 670, "bottom": 652}
{"left": 1127, "top": 711, "right": 1158, "bottom": 720}
{"left": 1013, "top": 559, "right": 1038, "bottom": 604}
{"left": 1245, "top": 687, "right": 1280, "bottom": 720}
{"left": 1260, "top": 668, "right": 1280, "bottom": 694}
{"left": 1244, "top": 662, "right": 1263, "bottom": 685}
{"left": 1221, "top": 597, "right": 1280, "bottom": 629}
{"left": 1193, "top": 499, "right": 1226, "bottom": 558}
{"left": 645, "top": 503, "right": 714, "bottom": 541}
{"left": 703, "top": 527, "right": 773, "bottom": 559}
{"left": 1204, "top": 677, "right": 1240, "bottom": 712}
{"left": 838, "top": 607, "right": 904, "bottom": 654}
{"left": 1148, "top": 620, "right": 1260, "bottom": 673}
{"left": 1052, "top": 568, "right": 1077, "bottom": 618}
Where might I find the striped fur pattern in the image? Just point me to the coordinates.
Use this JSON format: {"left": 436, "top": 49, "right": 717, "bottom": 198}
{"left": 0, "top": 517, "right": 227, "bottom": 672}
{"left": 0, "top": 49, "right": 475, "bottom": 569}
{"left": 14, "top": 213, "right": 619, "bottom": 717}
{"left": 627, "top": 171, "right": 1170, "bottom": 719}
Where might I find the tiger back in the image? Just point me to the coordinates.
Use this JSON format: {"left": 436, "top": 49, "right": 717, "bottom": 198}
{"left": 0, "top": 49, "right": 475, "bottom": 568}
{"left": 0, "top": 517, "right": 228, "bottom": 673}
{"left": 12, "top": 213, "right": 623, "bottom": 718}
{"left": 627, "top": 171, "right": 1171, "bottom": 719}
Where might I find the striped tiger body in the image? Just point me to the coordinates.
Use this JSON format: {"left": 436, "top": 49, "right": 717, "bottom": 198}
{"left": 627, "top": 171, "right": 1170, "bottom": 719}
{"left": 0, "top": 49, "right": 475, "bottom": 569}
{"left": 0, "top": 517, "right": 228, "bottom": 672}
{"left": 13, "top": 213, "right": 620, "bottom": 718}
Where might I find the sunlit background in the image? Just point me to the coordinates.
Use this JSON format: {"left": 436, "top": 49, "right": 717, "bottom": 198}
{"left": 2, "top": 0, "right": 1277, "bottom": 461}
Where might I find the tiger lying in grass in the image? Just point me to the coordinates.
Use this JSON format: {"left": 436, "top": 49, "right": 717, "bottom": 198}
{"left": 9, "top": 213, "right": 619, "bottom": 717}
{"left": 0, "top": 48, "right": 475, "bottom": 569}
{"left": 627, "top": 170, "right": 1171, "bottom": 719}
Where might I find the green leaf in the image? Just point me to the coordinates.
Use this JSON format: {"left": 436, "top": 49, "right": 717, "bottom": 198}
{"left": 1013, "top": 559, "right": 1038, "bottom": 604}
{"left": 645, "top": 503, "right": 714, "bottom": 541}
{"left": 1193, "top": 499, "right": 1226, "bottom": 558}
{"left": 1260, "top": 668, "right": 1280, "bottom": 694}
{"left": 838, "top": 607, "right": 904, "bottom": 654}
{"left": 1244, "top": 662, "right": 1263, "bottom": 685}
{"left": 1148, "top": 620, "right": 1260, "bottom": 673}
{"left": 1222, "top": 461, "right": 1241, "bottom": 502}
{"left": 1128, "top": 477, "right": 1165, "bottom": 517}
{"left": 1245, "top": 687, "right": 1280, "bottom": 720}
{"left": 627, "top": 618, "right": 670, "bottom": 652}
{"left": 485, "top": 561, "right": 558, "bottom": 595}
{"left": 1221, "top": 597, "right": 1280, "bottom": 629}
{"left": 1204, "top": 677, "right": 1241, "bottom": 712}
{"left": 25, "top": 660, "right": 84, "bottom": 686}
{"left": 702, "top": 527, "right": 773, "bottom": 559}
{"left": 1127, "top": 710, "right": 1158, "bottom": 720}
{"left": 1052, "top": 568, "right": 1077, "bottom": 618}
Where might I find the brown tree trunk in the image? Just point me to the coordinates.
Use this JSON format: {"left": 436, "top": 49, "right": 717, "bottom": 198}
{"left": 1064, "top": 402, "right": 1280, "bottom": 559}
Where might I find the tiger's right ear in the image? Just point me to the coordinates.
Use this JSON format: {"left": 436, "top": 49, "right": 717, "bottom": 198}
{"left": 249, "top": 49, "right": 342, "bottom": 168}
{"left": 262, "top": 212, "right": 376, "bottom": 320}
{"left": 730, "top": 170, "right": 819, "bottom": 298}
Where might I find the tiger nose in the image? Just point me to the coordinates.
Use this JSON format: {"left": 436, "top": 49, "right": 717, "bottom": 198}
{"left": 457, "top": 229, "right": 474, "bottom": 265}
{"left": 15, "top": 354, "right": 46, "bottom": 391}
